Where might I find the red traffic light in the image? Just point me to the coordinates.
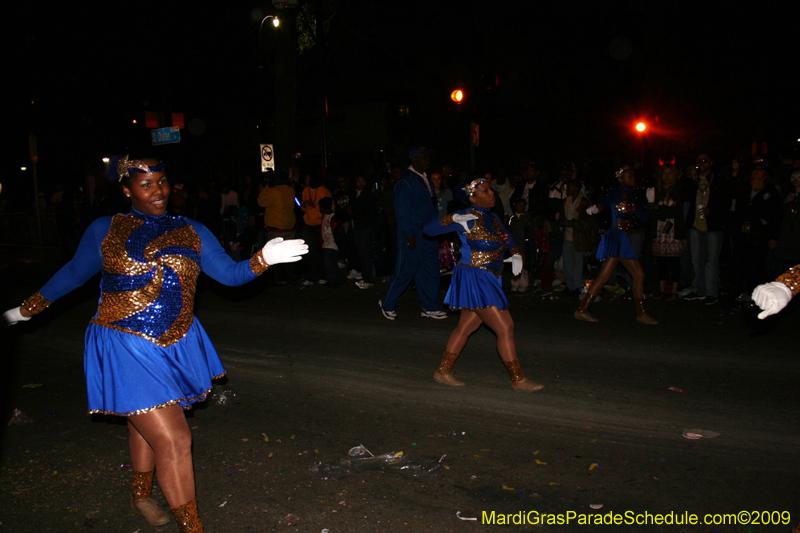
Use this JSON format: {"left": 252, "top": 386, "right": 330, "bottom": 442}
{"left": 450, "top": 89, "right": 464, "bottom": 104}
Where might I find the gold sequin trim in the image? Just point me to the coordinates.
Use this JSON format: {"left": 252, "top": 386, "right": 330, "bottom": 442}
{"left": 448, "top": 303, "right": 506, "bottom": 311}
{"left": 776, "top": 265, "right": 800, "bottom": 297}
{"left": 249, "top": 252, "right": 270, "bottom": 275}
{"left": 21, "top": 292, "right": 51, "bottom": 316}
{"left": 441, "top": 214, "right": 455, "bottom": 226}
{"left": 88, "top": 373, "right": 225, "bottom": 417}
{"left": 504, "top": 359, "right": 527, "bottom": 383}
{"left": 465, "top": 209, "right": 505, "bottom": 243}
{"left": 131, "top": 470, "right": 154, "bottom": 500}
{"left": 617, "top": 219, "right": 633, "bottom": 232}
{"left": 171, "top": 498, "right": 205, "bottom": 533}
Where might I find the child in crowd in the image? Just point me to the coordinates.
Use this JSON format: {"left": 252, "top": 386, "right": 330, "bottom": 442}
{"left": 319, "top": 197, "right": 345, "bottom": 286}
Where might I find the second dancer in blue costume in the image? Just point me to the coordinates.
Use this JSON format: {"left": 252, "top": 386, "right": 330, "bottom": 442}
{"left": 423, "top": 178, "right": 544, "bottom": 392}
{"left": 574, "top": 166, "right": 658, "bottom": 324}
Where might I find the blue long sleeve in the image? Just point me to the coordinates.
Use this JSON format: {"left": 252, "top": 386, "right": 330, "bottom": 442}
{"left": 189, "top": 221, "right": 259, "bottom": 286}
{"left": 39, "top": 217, "right": 111, "bottom": 302}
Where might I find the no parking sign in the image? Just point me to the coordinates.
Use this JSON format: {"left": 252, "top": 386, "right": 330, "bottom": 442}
{"left": 260, "top": 144, "right": 275, "bottom": 172}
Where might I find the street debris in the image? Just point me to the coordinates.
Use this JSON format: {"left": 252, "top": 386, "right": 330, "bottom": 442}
{"left": 310, "top": 447, "right": 444, "bottom": 480}
{"left": 682, "top": 429, "right": 720, "bottom": 439}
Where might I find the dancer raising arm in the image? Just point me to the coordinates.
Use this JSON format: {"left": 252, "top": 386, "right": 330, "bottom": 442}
{"left": 423, "top": 178, "right": 544, "bottom": 392}
{"left": 3, "top": 156, "right": 307, "bottom": 533}
{"left": 574, "top": 166, "right": 658, "bottom": 325}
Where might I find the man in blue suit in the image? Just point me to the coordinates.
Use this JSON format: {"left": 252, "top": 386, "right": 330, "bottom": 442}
{"left": 379, "top": 147, "right": 448, "bottom": 320}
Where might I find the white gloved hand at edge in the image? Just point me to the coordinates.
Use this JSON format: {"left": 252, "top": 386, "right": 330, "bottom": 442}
{"left": 261, "top": 238, "right": 309, "bottom": 265}
{"left": 586, "top": 205, "right": 599, "bottom": 215}
{"left": 503, "top": 254, "right": 523, "bottom": 276}
{"left": 452, "top": 213, "right": 479, "bottom": 233}
{"left": 752, "top": 281, "right": 792, "bottom": 319}
{"left": 3, "top": 307, "right": 31, "bottom": 326}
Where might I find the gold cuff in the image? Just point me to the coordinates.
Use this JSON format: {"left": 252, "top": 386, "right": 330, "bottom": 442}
{"left": 21, "top": 292, "right": 51, "bottom": 316}
{"left": 436, "top": 350, "right": 460, "bottom": 374}
{"left": 131, "top": 470, "right": 154, "bottom": 500}
{"left": 776, "top": 266, "right": 800, "bottom": 297}
{"left": 249, "top": 252, "right": 270, "bottom": 275}
{"left": 504, "top": 359, "right": 526, "bottom": 383}
{"left": 171, "top": 498, "right": 205, "bottom": 533}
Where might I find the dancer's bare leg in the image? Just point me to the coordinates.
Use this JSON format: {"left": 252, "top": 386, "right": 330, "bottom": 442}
{"left": 587, "top": 258, "right": 619, "bottom": 297}
{"left": 128, "top": 420, "right": 156, "bottom": 473}
{"left": 473, "top": 307, "right": 516, "bottom": 362}
{"left": 434, "top": 310, "right": 484, "bottom": 386}
{"left": 575, "top": 258, "right": 619, "bottom": 321}
{"left": 475, "top": 306, "right": 543, "bottom": 392}
{"left": 445, "top": 310, "right": 483, "bottom": 354}
{"left": 127, "top": 404, "right": 195, "bottom": 509}
{"left": 620, "top": 258, "right": 645, "bottom": 301}
{"left": 621, "top": 258, "right": 658, "bottom": 324}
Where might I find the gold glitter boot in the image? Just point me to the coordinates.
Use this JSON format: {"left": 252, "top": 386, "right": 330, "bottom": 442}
{"left": 130, "top": 470, "right": 170, "bottom": 526}
{"left": 171, "top": 498, "right": 205, "bottom": 533}
{"left": 504, "top": 359, "right": 544, "bottom": 392}
{"left": 433, "top": 350, "right": 465, "bottom": 386}
{"left": 634, "top": 299, "right": 658, "bottom": 325}
{"left": 574, "top": 293, "right": 599, "bottom": 322}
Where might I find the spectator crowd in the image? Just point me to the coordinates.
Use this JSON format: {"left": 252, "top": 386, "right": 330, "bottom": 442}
{"left": 4, "top": 149, "right": 800, "bottom": 315}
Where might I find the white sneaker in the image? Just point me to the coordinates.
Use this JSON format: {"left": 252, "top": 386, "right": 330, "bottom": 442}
{"left": 356, "top": 281, "right": 374, "bottom": 289}
{"left": 337, "top": 260, "right": 346, "bottom": 268}
{"left": 378, "top": 300, "right": 397, "bottom": 320}
{"left": 347, "top": 269, "right": 361, "bottom": 279}
{"left": 318, "top": 279, "right": 328, "bottom": 285}
{"left": 678, "top": 287, "right": 694, "bottom": 298}
{"left": 421, "top": 310, "right": 448, "bottom": 319}
{"left": 302, "top": 280, "right": 314, "bottom": 286}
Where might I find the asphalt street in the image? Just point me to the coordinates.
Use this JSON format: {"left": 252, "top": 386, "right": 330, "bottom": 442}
{"left": 1, "top": 257, "right": 799, "bottom": 532}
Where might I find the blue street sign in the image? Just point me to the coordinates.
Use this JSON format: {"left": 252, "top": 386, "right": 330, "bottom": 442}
{"left": 151, "top": 126, "right": 181, "bottom": 146}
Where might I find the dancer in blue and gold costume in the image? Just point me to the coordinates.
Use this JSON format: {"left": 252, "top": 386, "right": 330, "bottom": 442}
{"left": 574, "top": 166, "right": 658, "bottom": 325}
{"left": 3, "top": 156, "right": 307, "bottom": 533}
{"left": 423, "top": 178, "right": 544, "bottom": 392}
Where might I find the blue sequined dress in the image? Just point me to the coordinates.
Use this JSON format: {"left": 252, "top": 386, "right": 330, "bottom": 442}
{"left": 424, "top": 206, "right": 519, "bottom": 310}
{"left": 21, "top": 210, "right": 269, "bottom": 416}
{"left": 595, "top": 186, "right": 650, "bottom": 261}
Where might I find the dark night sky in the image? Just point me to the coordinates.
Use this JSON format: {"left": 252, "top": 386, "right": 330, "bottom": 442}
{"left": 5, "top": 0, "right": 799, "bottom": 191}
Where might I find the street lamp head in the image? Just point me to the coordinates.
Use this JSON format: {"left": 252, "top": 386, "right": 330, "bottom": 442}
{"left": 451, "top": 89, "right": 464, "bottom": 104}
{"left": 260, "top": 15, "right": 280, "bottom": 30}
{"left": 635, "top": 122, "right": 646, "bottom": 132}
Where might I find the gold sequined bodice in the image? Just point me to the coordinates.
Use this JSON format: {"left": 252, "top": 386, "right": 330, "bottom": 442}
{"left": 90, "top": 213, "right": 202, "bottom": 347}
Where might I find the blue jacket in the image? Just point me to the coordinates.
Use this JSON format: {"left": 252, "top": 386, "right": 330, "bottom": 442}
{"left": 394, "top": 168, "right": 438, "bottom": 241}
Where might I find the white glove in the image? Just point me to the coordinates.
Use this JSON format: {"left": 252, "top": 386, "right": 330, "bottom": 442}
{"left": 3, "top": 307, "right": 31, "bottom": 326}
{"left": 261, "top": 238, "right": 308, "bottom": 265}
{"left": 586, "top": 205, "right": 599, "bottom": 215}
{"left": 752, "top": 282, "right": 792, "bottom": 319}
{"left": 646, "top": 187, "right": 655, "bottom": 204}
{"left": 503, "top": 254, "right": 523, "bottom": 276}
{"left": 452, "top": 213, "right": 479, "bottom": 233}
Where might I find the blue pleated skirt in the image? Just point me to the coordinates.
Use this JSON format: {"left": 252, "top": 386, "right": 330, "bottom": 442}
{"left": 596, "top": 228, "right": 637, "bottom": 261}
{"left": 83, "top": 319, "right": 226, "bottom": 416}
{"left": 445, "top": 264, "right": 509, "bottom": 310}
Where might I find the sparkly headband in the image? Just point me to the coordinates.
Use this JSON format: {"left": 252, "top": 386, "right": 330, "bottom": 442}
{"left": 117, "top": 156, "right": 165, "bottom": 182}
{"left": 464, "top": 178, "right": 487, "bottom": 196}
{"left": 615, "top": 166, "right": 631, "bottom": 179}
